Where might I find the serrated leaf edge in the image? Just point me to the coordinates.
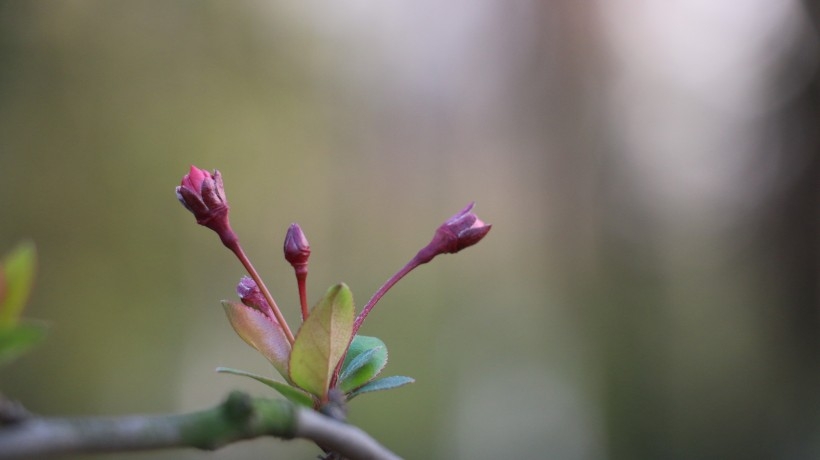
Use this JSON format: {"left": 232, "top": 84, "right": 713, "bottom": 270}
{"left": 347, "top": 375, "right": 415, "bottom": 400}
{"left": 338, "top": 346, "right": 382, "bottom": 384}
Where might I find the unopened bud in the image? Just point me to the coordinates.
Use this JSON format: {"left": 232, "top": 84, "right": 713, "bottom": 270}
{"left": 415, "top": 202, "right": 491, "bottom": 264}
{"left": 175, "top": 165, "right": 237, "bottom": 248}
{"left": 236, "top": 276, "right": 273, "bottom": 318}
{"left": 284, "top": 223, "right": 310, "bottom": 270}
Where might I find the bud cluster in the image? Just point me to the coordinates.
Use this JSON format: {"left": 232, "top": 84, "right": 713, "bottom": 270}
{"left": 176, "top": 165, "right": 491, "bottom": 407}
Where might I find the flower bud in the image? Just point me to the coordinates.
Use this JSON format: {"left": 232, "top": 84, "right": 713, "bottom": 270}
{"left": 415, "top": 202, "right": 491, "bottom": 264}
{"left": 283, "top": 223, "right": 310, "bottom": 269}
{"left": 236, "top": 276, "right": 272, "bottom": 316}
{"left": 175, "top": 165, "right": 237, "bottom": 247}
{"left": 284, "top": 223, "right": 311, "bottom": 320}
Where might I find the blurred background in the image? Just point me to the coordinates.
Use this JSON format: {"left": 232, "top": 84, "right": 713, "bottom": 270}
{"left": 1, "top": 1, "right": 818, "bottom": 459}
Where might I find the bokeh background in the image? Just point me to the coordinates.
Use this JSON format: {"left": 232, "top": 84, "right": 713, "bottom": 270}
{"left": 1, "top": 1, "right": 819, "bottom": 459}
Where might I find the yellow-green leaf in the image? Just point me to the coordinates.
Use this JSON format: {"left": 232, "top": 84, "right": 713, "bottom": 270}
{"left": 0, "top": 242, "right": 37, "bottom": 328}
{"left": 289, "top": 283, "right": 354, "bottom": 399}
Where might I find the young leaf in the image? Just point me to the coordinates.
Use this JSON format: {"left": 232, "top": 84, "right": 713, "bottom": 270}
{"left": 216, "top": 367, "right": 314, "bottom": 408}
{"left": 339, "top": 347, "right": 380, "bottom": 387}
{"left": 0, "top": 322, "right": 47, "bottom": 366}
{"left": 0, "top": 242, "right": 37, "bottom": 329}
{"left": 222, "top": 301, "right": 291, "bottom": 380}
{"left": 338, "top": 335, "right": 388, "bottom": 393}
{"left": 289, "top": 283, "right": 354, "bottom": 399}
{"left": 347, "top": 375, "right": 415, "bottom": 400}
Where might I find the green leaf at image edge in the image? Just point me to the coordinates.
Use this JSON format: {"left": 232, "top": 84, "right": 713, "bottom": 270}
{"left": 0, "top": 241, "right": 37, "bottom": 328}
{"left": 0, "top": 322, "right": 47, "bottom": 367}
{"left": 216, "top": 367, "right": 313, "bottom": 407}
{"left": 347, "top": 375, "right": 415, "bottom": 400}
{"left": 338, "top": 335, "right": 388, "bottom": 393}
{"left": 289, "top": 283, "right": 354, "bottom": 399}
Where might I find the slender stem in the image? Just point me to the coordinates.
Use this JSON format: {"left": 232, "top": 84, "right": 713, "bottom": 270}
{"left": 296, "top": 270, "right": 309, "bottom": 321}
{"left": 226, "top": 241, "right": 295, "bottom": 344}
{"left": 352, "top": 256, "right": 422, "bottom": 336}
{"left": 329, "top": 256, "right": 423, "bottom": 389}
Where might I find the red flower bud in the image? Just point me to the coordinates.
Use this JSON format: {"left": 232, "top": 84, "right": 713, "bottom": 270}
{"left": 176, "top": 166, "right": 237, "bottom": 247}
{"left": 415, "top": 202, "right": 491, "bottom": 264}
{"left": 283, "top": 223, "right": 310, "bottom": 269}
{"left": 351, "top": 202, "right": 491, "bottom": 336}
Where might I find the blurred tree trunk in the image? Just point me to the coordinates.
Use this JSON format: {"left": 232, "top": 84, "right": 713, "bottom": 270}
{"left": 763, "top": 1, "right": 820, "bottom": 453}
{"left": 524, "top": 2, "right": 820, "bottom": 459}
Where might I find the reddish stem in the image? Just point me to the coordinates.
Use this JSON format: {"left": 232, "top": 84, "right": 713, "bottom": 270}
{"left": 352, "top": 256, "right": 421, "bottom": 336}
{"left": 329, "top": 256, "right": 423, "bottom": 389}
{"left": 225, "top": 240, "right": 295, "bottom": 344}
{"left": 295, "top": 268, "right": 309, "bottom": 321}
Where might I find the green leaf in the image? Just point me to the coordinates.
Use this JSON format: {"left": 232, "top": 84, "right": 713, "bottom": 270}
{"left": 289, "top": 283, "right": 354, "bottom": 399}
{"left": 216, "top": 367, "right": 313, "bottom": 408}
{"left": 0, "top": 242, "right": 37, "bottom": 328}
{"left": 339, "top": 347, "right": 380, "bottom": 387}
{"left": 222, "top": 301, "right": 291, "bottom": 380}
{"left": 338, "top": 335, "right": 388, "bottom": 393}
{"left": 0, "top": 322, "right": 47, "bottom": 366}
{"left": 347, "top": 375, "right": 415, "bottom": 400}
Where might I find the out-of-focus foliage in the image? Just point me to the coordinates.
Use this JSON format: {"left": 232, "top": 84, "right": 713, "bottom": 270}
{"left": 0, "top": 1, "right": 818, "bottom": 459}
{"left": 0, "top": 242, "right": 46, "bottom": 367}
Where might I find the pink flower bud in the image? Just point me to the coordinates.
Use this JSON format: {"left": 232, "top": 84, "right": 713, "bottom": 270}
{"left": 283, "top": 223, "right": 310, "bottom": 269}
{"left": 415, "top": 202, "right": 491, "bottom": 264}
{"left": 236, "top": 276, "right": 273, "bottom": 318}
{"left": 175, "top": 166, "right": 237, "bottom": 247}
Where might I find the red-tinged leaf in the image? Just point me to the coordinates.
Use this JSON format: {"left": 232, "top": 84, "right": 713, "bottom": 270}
{"left": 289, "top": 283, "right": 354, "bottom": 399}
{"left": 222, "top": 301, "right": 291, "bottom": 380}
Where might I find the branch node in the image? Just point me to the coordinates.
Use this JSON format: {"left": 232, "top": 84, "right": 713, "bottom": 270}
{"left": 221, "top": 391, "right": 253, "bottom": 423}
